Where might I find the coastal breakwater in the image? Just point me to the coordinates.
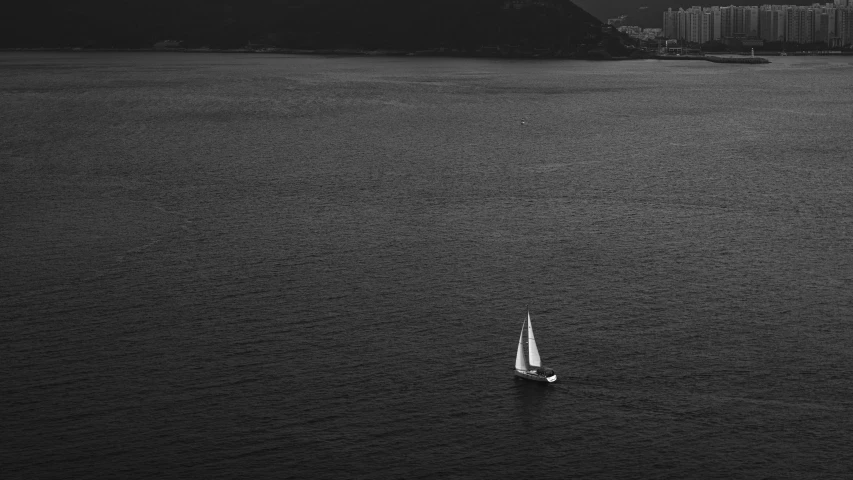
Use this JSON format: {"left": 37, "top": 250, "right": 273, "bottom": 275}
{"left": 655, "top": 55, "right": 770, "bottom": 64}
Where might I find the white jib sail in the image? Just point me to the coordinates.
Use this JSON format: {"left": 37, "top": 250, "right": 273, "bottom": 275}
{"left": 515, "top": 321, "right": 528, "bottom": 371}
{"left": 527, "top": 313, "right": 541, "bottom": 368}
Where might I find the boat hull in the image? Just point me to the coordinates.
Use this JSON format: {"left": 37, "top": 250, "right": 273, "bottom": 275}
{"left": 515, "top": 370, "right": 557, "bottom": 383}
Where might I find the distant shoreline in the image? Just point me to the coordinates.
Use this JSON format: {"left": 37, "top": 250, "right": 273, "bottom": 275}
{"left": 3, "top": 47, "right": 852, "bottom": 60}
{"left": 654, "top": 54, "right": 771, "bottom": 64}
{"left": 0, "top": 47, "right": 605, "bottom": 59}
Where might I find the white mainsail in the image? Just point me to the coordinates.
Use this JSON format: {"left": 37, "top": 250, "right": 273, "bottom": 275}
{"left": 527, "top": 312, "right": 541, "bottom": 368}
{"left": 515, "top": 321, "right": 528, "bottom": 371}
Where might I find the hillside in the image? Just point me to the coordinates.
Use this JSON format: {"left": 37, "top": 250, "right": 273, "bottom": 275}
{"left": 2, "top": 0, "right": 629, "bottom": 56}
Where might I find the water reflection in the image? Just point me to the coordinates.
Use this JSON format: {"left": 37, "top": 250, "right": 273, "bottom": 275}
{"left": 513, "top": 378, "right": 556, "bottom": 423}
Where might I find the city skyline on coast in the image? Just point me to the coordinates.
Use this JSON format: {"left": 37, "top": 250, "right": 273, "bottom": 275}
{"left": 660, "top": 1, "right": 853, "bottom": 45}
{"left": 588, "top": 1, "right": 825, "bottom": 28}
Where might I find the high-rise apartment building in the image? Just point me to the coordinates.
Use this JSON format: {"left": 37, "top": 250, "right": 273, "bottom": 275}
{"left": 759, "top": 6, "right": 786, "bottom": 42}
{"left": 827, "top": 7, "right": 838, "bottom": 40}
{"left": 711, "top": 7, "right": 722, "bottom": 40}
{"left": 688, "top": 11, "right": 712, "bottom": 44}
{"left": 804, "top": 7, "right": 815, "bottom": 43}
{"left": 838, "top": 7, "right": 853, "bottom": 45}
{"left": 745, "top": 6, "right": 760, "bottom": 36}
{"left": 663, "top": 9, "right": 678, "bottom": 39}
{"left": 786, "top": 6, "right": 805, "bottom": 43}
{"left": 689, "top": 12, "right": 700, "bottom": 43}
{"left": 720, "top": 6, "right": 734, "bottom": 38}
{"left": 678, "top": 9, "right": 689, "bottom": 40}
{"left": 758, "top": 7, "right": 778, "bottom": 42}
{"left": 734, "top": 6, "right": 746, "bottom": 34}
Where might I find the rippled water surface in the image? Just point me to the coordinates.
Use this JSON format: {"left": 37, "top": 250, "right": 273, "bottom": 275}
{"left": 2, "top": 52, "right": 853, "bottom": 478}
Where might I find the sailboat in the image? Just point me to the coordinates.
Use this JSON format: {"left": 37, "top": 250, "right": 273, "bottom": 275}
{"left": 514, "top": 308, "right": 557, "bottom": 383}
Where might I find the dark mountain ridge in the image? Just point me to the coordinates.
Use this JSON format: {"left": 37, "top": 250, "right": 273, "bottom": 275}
{"left": 2, "top": 0, "right": 630, "bottom": 56}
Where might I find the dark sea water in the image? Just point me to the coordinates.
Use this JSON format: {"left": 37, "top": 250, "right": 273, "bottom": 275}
{"left": 2, "top": 52, "right": 853, "bottom": 479}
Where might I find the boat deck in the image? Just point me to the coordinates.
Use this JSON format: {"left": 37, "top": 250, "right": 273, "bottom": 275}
{"left": 515, "top": 369, "right": 557, "bottom": 383}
